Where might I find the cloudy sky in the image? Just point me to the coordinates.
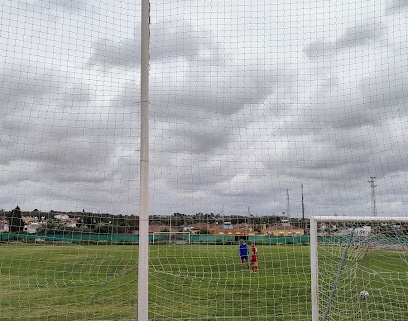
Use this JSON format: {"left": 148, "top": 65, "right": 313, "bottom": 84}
{"left": 1, "top": 0, "right": 408, "bottom": 218}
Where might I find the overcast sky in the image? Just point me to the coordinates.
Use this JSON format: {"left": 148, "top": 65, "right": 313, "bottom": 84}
{"left": 1, "top": 0, "right": 408, "bottom": 218}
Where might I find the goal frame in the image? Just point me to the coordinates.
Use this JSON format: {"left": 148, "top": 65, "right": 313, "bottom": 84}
{"left": 152, "top": 231, "right": 191, "bottom": 244}
{"left": 310, "top": 215, "right": 408, "bottom": 321}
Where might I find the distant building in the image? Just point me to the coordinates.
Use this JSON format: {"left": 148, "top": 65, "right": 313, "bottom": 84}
{"left": 54, "top": 214, "right": 70, "bottom": 221}
{"left": 54, "top": 214, "right": 78, "bottom": 228}
{"left": 280, "top": 219, "right": 290, "bottom": 226}
{"left": 353, "top": 226, "right": 371, "bottom": 236}
{"left": 147, "top": 221, "right": 304, "bottom": 237}
{"left": 210, "top": 222, "right": 257, "bottom": 236}
{"left": 148, "top": 224, "right": 178, "bottom": 233}
{"left": 0, "top": 219, "right": 9, "bottom": 233}
{"left": 264, "top": 222, "right": 304, "bottom": 236}
{"left": 24, "top": 222, "right": 41, "bottom": 234}
{"left": 223, "top": 222, "right": 233, "bottom": 230}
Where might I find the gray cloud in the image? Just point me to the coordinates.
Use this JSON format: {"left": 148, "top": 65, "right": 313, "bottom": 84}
{"left": 27, "top": 0, "right": 88, "bottom": 12}
{"left": 386, "top": 0, "right": 408, "bottom": 14}
{"left": 304, "top": 21, "right": 386, "bottom": 59}
{"left": 89, "top": 20, "right": 223, "bottom": 68}
{"left": 0, "top": 61, "right": 138, "bottom": 194}
{"left": 358, "top": 57, "right": 408, "bottom": 113}
{"left": 2, "top": 0, "right": 408, "bottom": 217}
{"left": 152, "top": 64, "right": 281, "bottom": 116}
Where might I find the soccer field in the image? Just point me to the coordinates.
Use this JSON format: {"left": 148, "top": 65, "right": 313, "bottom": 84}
{"left": 149, "top": 244, "right": 312, "bottom": 321}
{"left": 0, "top": 243, "right": 407, "bottom": 321}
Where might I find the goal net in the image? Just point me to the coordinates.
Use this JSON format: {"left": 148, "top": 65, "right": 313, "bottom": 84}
{"left": 2, "top": 0, "right": 408, "bottom": 320}
{"left": 310, "top": 216, "right": 408, "bottom": 321}
{"left": 148, "top": 217, "right": 312, "bottom": 321}
{"left": 152, "top": 231, "right": 191, "bottom": 244}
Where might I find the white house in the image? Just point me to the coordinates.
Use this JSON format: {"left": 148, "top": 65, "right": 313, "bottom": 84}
{"left": 0, "top": 219, "right": 9, "bottom": 232}
{"left": 353, "top": 226, "right": 371, "bottom": 236}
{"left": 24, "top": 222, "right": 41, "bottom": 234}
{"left": 223, "top": 222, "right": 233, "bottom": 230}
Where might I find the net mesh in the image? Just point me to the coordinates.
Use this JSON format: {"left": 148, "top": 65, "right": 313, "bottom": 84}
{"left": 1, "top": 0, "right": 408, "bottom": 320}
{"left": 312, "top": 218, "right": 408, "bottom": 321}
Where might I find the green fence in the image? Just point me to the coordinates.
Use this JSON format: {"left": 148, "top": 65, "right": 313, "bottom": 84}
{"left": 0, "top": 232, "right": 310, "bottom": 245}
{"left": 0, "top": 232, "right": 140, "bottom": 243}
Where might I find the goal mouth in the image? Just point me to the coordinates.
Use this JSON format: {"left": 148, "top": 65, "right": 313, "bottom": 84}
{"left": 310, "top": 216, "right": 408, "bottom": 321}
{"left": 152, "top": 232, "right": 191, "bottom": 244}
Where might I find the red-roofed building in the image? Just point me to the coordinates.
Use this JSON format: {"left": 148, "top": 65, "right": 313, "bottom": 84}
{"left": 264, "top": 223, "right": 304, "bottom": 236}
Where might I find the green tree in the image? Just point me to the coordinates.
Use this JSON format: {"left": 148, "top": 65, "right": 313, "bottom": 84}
{"left": 8, "top": 206, "right": 22, "bottom": 232}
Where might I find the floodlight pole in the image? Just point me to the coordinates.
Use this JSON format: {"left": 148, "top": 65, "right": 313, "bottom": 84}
{"left": 368, "top": 177, "right": 377, "bottom": 217}
{"left": 138, "top": 0, "right": 150, "bottom": 320}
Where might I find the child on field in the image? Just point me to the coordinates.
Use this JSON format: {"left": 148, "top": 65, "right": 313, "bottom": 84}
{"left": 250, "top": 243, "right": 258, "bottom": 273}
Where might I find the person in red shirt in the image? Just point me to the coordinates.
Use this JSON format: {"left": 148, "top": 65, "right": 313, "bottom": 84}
{"left": 250, "top": 243, "right": 258, "bottom": 272}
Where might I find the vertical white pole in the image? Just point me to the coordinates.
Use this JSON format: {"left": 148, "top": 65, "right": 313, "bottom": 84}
{"left": 310, "top": 217, "right": 319, "bottom": 321}
{"left": 138, "top": 0, "right": 150, "bottom": 320}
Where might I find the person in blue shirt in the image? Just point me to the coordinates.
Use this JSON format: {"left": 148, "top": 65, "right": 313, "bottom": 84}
{"left": 238, "top": 240, "right": 249, "bottom": 268}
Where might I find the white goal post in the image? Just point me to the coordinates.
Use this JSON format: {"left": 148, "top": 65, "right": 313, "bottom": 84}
{"left": 310, "top": 216, "right": 408, "bottom": 321}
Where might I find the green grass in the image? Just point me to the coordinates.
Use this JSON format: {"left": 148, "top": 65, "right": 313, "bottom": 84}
{"left": 317, "top": 244, "right": 408, "bottom": 321}
{"left": 0, "top": 243, "right": 407, "bottom": 320}
{"left": 0, "top": 244, "right": 138, "bottom": 321}
{"left": 149, "top": 244, "right": 311, "bottom": 321}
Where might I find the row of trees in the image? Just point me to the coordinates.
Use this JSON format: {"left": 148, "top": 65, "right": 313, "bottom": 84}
{"left": 3, "top": 207, "right": 407, "bottom": 237}
{"left": 2, "top": 206, "right": 308, "bottom": 234}
{"left": 162, "top": 212, "right": 306, "bottom": 227}
{"left": 2, "top": 207, "right": 138, "bottom": 234}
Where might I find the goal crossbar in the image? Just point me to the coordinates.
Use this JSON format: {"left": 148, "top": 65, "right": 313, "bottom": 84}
{"left": 311, "top": 216, "right": 408, "bottom": 223}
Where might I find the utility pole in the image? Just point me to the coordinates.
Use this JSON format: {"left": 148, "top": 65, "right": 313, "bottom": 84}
{"left": 368, "top": 177, "right": 377, "bottom": 217}
{"left": 286, "top": 189, "right": 291, "bottom": 222}
{"left": 301, "top": 183, "right": 305, "bottom": 230}
{"left": 247, "top": 206, "right": 254, "bottom": 233}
